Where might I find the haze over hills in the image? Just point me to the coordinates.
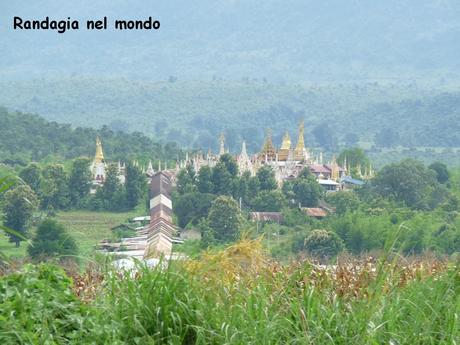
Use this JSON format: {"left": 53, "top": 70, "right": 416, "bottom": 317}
{"left": 1, "top": 0, "right": 460, "bottom": 165}
{"left": 1, "top": 0, "right": 460, "bottom": 81}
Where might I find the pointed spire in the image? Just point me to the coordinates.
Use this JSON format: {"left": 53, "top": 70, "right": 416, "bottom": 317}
{"left": 219, "top": 133, "right": 225, "bottom": 156}
{"left": 294, "top": 120, "right": 305, "bottom": 158}
{"left": 158, "top": 160, "right": 161, "bottom": 172}
{"left": 280, "top": 131, "right": 292, "bottom": 150}
{"left": 260, "top": 129, "right": 276, "bottom": 160}
{"left": 94, "top": 136, "right": 105, "bottom": 163}
{"left": 146, "top": 160, "right": 154, "bottom": 175}
{"left": 319, "top": 152, "right": 323, "bottom": 164}
{"left": 330, "top": 154, "right": 339, "bottom": 181}
{"left": 240, "top": 140, "right": 249, "bottom": 159}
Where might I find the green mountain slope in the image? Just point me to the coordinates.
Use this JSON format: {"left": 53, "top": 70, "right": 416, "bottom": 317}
{"left": 0, "top": 107, "right": 182, "bottom": 167}
{"left": 1, "top": 78, "right": 459, "bottom": 154}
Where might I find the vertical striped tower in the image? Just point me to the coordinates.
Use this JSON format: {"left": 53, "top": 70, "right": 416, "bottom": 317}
{"left": 143, "top": 171, "right": 176, "bottom": 258}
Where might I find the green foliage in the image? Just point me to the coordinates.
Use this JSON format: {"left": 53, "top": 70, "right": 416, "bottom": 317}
{"left": 373, "top": 159, "right": 444, "bottom": 209}
{"left": 19, "top": 163, "right": 41, "bottom": 194}
{"left": 219, "top": 153, "right": 239, "bottom": 177}
{"left": 283, "top": 168, "right": 324, "bottom": 207}
{"left": 174, "top": 192, "right": 215, "bottom": 228}
{"left": 256, "top": 166, "right": 277, "bottom": 191}
{"left": 40, "top": 164, "right": 70, "bottom": 211}
{"left": 0, "top": 107, "right": 181, "bottom": 165}
{"left": 252, "top": 190, "right": 287, "bottom": 212}
{"left": 429, "top": 161, "right": 450, "bottom": 184}
{"left": 68, "top": 157, "right": 92, "bottom": 206}
{"left": 326, "top": 191, "right": 361, "bottom": 215}
{"left": 196, "top": 166, "right": 213, "bottom": 194}
{"left": 28, "top": 219, "right": 78, "bottom": 262}
{"left": 2, "top": 185, "right": 39, "bottom": 247}
{"left": 338, "top": 147, "right": 370, "bottom": 177}
{"left": 0, "top": 264, "right": 91, "bottom": 344}
{"left": 1, "top": 260, "right": 458, "bottom": 344}
{"left": 207, "top": 196, "right": 241, "bottom": 244}
{"left": 211, "top": 162, "right": 234, "bottom": 195}
{"left": 125, "top": 163, "right": 146, "bottom": 209}
{"left": 176, "top": 164, "right": 197, "bottom": 195}
{"left": 303, "top": 229, "right": 345, "bottom": 259}
{"left": 95, "top": 164, "right": 125, "bottom": 211}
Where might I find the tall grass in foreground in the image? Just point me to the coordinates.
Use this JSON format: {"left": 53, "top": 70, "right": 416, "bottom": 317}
{"left": 1, "top": 240, "right": 459, "bottom": 344}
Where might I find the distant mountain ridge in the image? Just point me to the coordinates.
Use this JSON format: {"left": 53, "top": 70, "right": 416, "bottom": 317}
{"left": 1, "top": 0, "right": 460, "bottom": 81}
{"left": 1, "top": 78, "right": 459, "bottom": 153}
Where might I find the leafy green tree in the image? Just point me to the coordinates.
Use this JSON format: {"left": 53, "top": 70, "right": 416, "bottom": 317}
{"left": 256, "top": 166, "right": 277, "bottom": 191}
{"left": 372, "top": 159, "right": 440, "bottom": 209}
{"left": 197, "top": 166, "right": 213, "bottom": 194}
{"left": 234, "top": 171, "right": 248, "bottom": 203}
{"left": 174, "top": 192, "right": 215, "bottom": 228}
{"left": 429, "top": 162, "right": 450, "bottom": 184}
{"left": 283, "top": 168, "right": 323, "bottom": 207}
{"left": 125, "top": 162, "right": 146, "bottom": 209}
{"left": 247, "top": 175, "right": 261, "bottom": 201}
{"left": 326, "top": 191, "right": 360, "bottom": 215}
{"left": 207, "top": 196, "right": 241, "bottom": 243}
{"left": 40, "top": 164, "right": 70, "bottom": 210}
{"left": 28, "top": 219, "right": 78, "bottom": 261}
{"left": 97, "top": 163, "right": 125, "bottom": 210}
{"left": 2, "top": 185, "right": 39, "bottom": 247}
{"left": 304, "top": 229, "right": 344, "bottom": 259}
{"left": 68, "top": 157, "right": 92, "bottom": 206}
{"left": 176, "top": 164, "right": 197, "bottom": 195}
{"left": 19, "top": 163, "right": 41, "bottom": 194}
{"left": 219, "top": 153, "right": 239, "bottom": 177}
{"left": 212, "top": 162, "right": 233, "bottom": 195}
{"left": 253, "top": 190, "right": 287, "bottom": 212}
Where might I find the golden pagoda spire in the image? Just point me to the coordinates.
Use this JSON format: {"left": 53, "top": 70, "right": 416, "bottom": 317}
{"left": 280, "top": 131, "right": 292, "bottom": 150}
{"left": 94, "top": 136, "right": 105, "bottom": 164}
{"left": 260, "top": 128, "right": 276, "bottom": 159}
{"left": 330, "top": 154, "right": 339, "bottom": 181}
{"left": 294, "top": 120, "right": 306, "bottom": 160}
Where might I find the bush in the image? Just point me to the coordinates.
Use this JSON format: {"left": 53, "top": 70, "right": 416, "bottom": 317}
{"left": 0, "top": 264, "right": 91, "bottom": 343}
{"left": 28, "top": 219, "right": 78, "bottom": 262}
{"left": 304, "top": 229, "right": 344, "bottom": 259}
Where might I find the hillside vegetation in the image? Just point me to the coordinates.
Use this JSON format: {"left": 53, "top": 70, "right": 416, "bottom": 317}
{"left": 0, "top": 106, "right": 183, "bottom": 167}
{"left": 1, "top": 79, "right": 460, "bottom": 158}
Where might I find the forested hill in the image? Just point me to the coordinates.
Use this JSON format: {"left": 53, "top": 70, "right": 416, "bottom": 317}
{"left": 0, "top": 107, "right": 182, "bottom": 167}
{"left": 1, "top": 79, "right": 460, "bottom": 154}
{"left": 2, "top": 0, "right": 460, "bottom": 82}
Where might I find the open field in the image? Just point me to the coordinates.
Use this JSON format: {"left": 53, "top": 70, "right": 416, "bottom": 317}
{"left": 0, "top": 209, "right": 144, "bottom": 260}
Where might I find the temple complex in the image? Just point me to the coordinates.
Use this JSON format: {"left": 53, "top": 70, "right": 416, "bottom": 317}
{"left": 178, "top": 120, "right": 373, "bottom": 190}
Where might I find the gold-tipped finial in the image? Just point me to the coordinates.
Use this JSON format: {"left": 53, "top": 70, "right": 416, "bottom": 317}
{"left": 94, "top": 136, "right": 105, "bottom": 164}
{"left": 294, "top": 120, "right": 306, "bottom": 160}
{"left": 280, "top": 131, "right": 292, "bottom": 150}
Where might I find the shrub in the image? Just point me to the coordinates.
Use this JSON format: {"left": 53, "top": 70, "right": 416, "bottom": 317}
{"left": 28, "top": 219, "right": 78, "bottom": 262}
{"left": 304, "top": 229, "right": 344, "bottom": 258}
